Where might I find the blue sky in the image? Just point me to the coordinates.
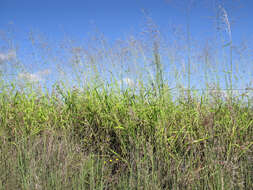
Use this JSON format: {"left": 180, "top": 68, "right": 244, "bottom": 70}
{"left": 1, "top": 0, "right": 252, "bottom": 41}
{"left": 0, "top": 0, "right": 252, "bottom": 97}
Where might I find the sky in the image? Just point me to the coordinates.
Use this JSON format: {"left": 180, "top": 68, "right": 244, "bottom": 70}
{"left": 0, "top": 0, "right": 252, "bottom": 98}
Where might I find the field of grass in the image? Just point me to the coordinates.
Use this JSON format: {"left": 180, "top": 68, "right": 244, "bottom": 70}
{"left": 0, "top": 79, "right": 252, "bottom": 189}
{"left": 0, "top": 7, "right": 253, "bottom": 189}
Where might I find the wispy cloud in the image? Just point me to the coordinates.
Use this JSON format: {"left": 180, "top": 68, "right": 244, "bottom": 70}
{"left": 118, "top": 77, "right": 135, "bottom": 88}
{"left": 18, "top": 69, "right": 51, "bottom": 83}
{"left": 0, "top": 50, "right": 16, "bottom": 63}
{"left": 123, "top": 77, "right": 135, "bottom": 87}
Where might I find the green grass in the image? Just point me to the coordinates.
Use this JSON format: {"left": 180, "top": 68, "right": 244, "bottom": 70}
{"left": 0, "top": 82, "right": 252, "bottom": 190}
{"left": 0, "top": 6, "right": 252, "bottom": 188}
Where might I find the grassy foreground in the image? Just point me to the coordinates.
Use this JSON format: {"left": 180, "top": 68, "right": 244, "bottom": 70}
{"left": 0, "top": 83, "right": 252, "bottom": 190}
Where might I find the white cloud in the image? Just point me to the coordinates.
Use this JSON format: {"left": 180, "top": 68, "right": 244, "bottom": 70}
{"left": 37, "top": 69, "right": 51, "bottom": 76}
{"left": 18, "top": 69, "right": 51, "bottom": 83}
{"left": 0, "top": 50, "right": 16, "bottom": 63}
{"left": 117, "top": 77, "right": 135, "bottom": 88}
{"left": 123, "top": 77, "right": 135, "bottom": 87}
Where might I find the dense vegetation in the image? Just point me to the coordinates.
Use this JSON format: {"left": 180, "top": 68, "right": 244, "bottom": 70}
{"left": 0, "top": 3, "right": 252, "bottom": 188}
{"left": 0, "top": 82, "right": 252, "bottom": 189}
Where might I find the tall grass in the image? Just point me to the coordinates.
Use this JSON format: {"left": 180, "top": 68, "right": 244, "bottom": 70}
{"left": 0, "top": 81, "right": 252, "bottom": 189}
{"left": 0, "top": 4, "right": 252, "bottom": 190}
